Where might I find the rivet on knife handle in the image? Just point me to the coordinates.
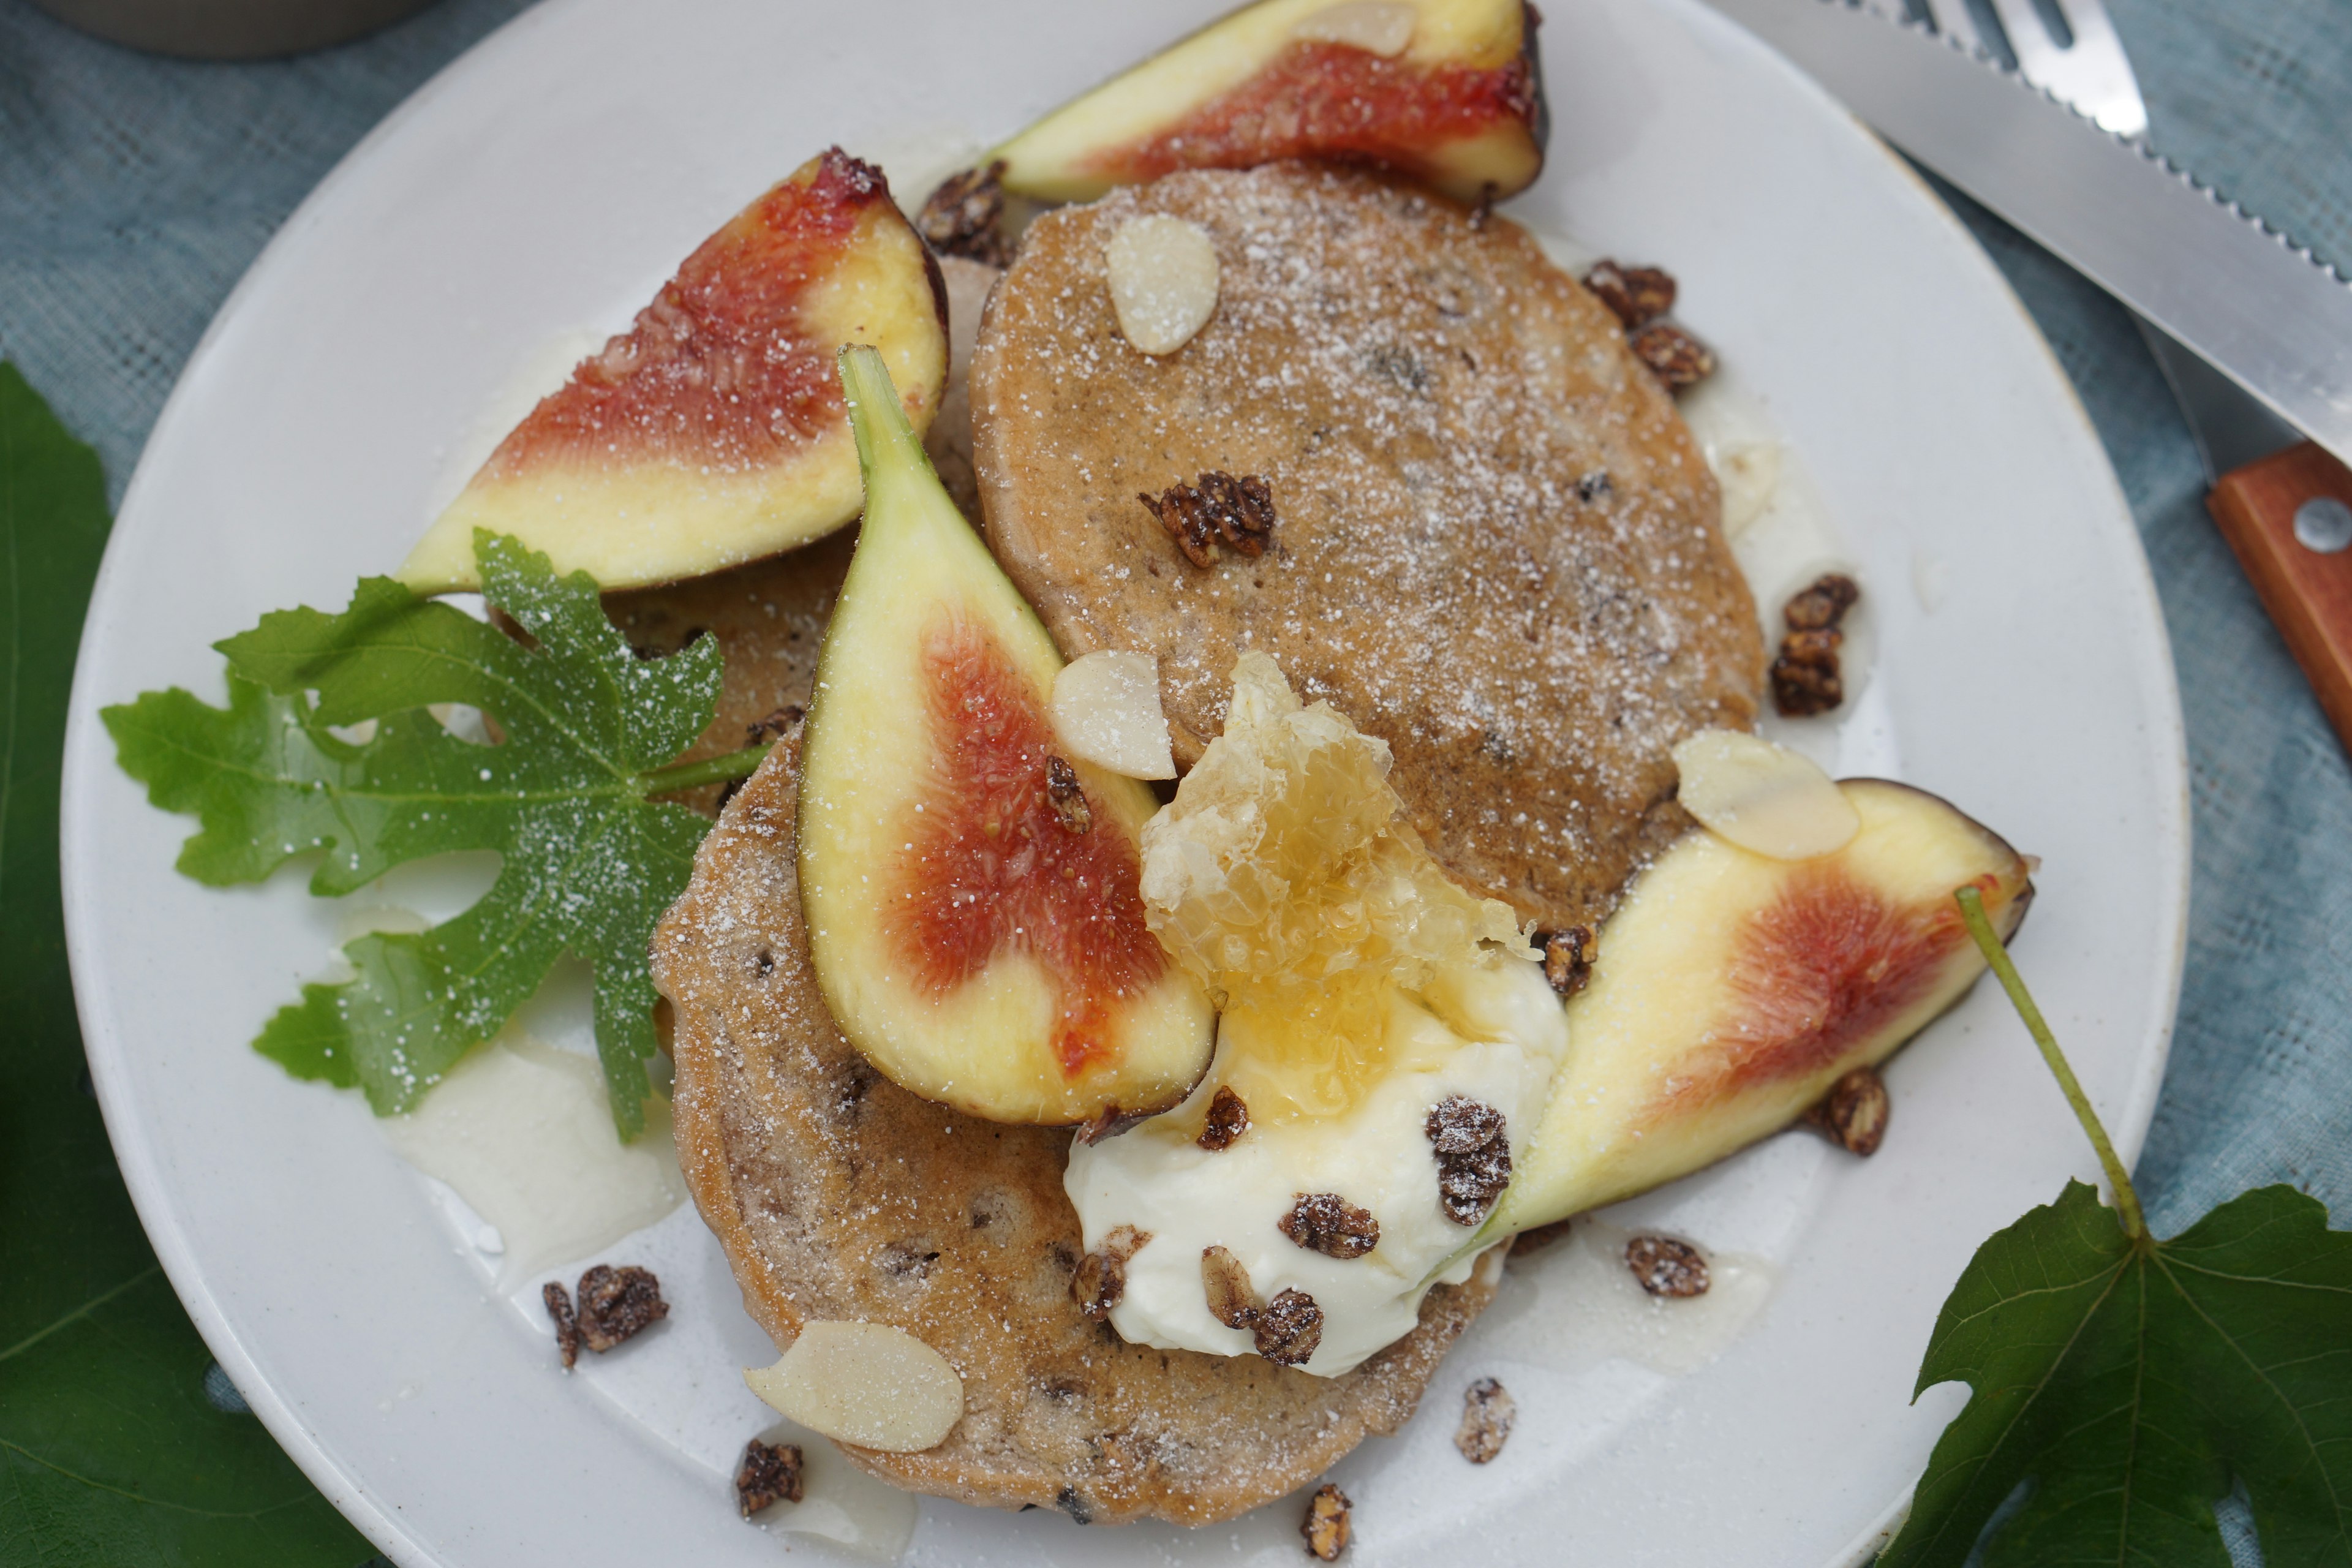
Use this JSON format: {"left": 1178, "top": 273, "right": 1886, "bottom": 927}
{"left": 2205, "top": 443, "right": 2352, "bottom": 757}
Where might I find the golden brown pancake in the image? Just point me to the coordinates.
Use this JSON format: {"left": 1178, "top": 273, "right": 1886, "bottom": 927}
{"left": 972, "top": 162, "right": 1763, "bottom": 932}
{"left": 655, "top": 745, "right": 1499, "bottom": 1527}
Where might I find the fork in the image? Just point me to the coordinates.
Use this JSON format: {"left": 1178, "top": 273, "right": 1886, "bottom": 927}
{"left": 1874, "top": 0, "right": 2149, "bottom": 137}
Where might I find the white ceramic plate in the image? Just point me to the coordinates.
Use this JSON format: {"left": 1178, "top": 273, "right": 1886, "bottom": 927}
{"left": 59, "top": 0, "right": 2188, "bottom": 1562}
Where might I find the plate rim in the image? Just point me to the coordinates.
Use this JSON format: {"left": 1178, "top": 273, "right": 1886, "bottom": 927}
{"left": 55, "top": 0, "right": 2190, "bottom": 1561}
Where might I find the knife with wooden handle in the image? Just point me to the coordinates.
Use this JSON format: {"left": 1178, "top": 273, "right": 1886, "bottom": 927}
{"left": 2204, "top": 446, "right": 2352, "bottom": 750}
{"left": 1704, "top": 0, "right": 2352, "bottom": 756}
{"left": 2141, "top": 325, "right": 2352, "bottom": 755}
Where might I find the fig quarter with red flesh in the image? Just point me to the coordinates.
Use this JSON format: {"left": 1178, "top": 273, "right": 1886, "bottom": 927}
{"left": 1487, "top": 779, "right": 2035, "bottom": 1237}
{"left": 796, "top": 347, "right": 1214, "bottom": 1127}
{"left": 990, "top": 0, "right": 1547, "bottom": 206}
{"left": 404, "top": 149, "right": 948, "bottom": 595}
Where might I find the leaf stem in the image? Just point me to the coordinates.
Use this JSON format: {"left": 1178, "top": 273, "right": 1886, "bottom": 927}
{"left": 1955, "top": 886, "right": 2146, "bottom": 1242}
{"left": 638, "top": 741, "right": 771, "bottom": 796}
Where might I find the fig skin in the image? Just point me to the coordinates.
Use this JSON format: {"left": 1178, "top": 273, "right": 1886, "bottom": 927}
{"left": 1487, "top": 778, "right": 2035, "bottom": 1239}
{"left": 795, "top": 347, "right": 1214, "bottom": 1128}
{"left": 990, "top": 0, "right": 1550, "bottom": 206}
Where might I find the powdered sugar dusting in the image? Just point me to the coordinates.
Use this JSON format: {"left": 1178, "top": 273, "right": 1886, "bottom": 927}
{"left": 973, "top": 163, "right": 1763, "bottom": 933}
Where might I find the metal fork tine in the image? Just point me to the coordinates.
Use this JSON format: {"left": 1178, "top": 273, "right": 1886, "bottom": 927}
{"left": 1980, "top": 0, "right": 2149, "bottom": 137}
{"left": 1920, "top": 0, "right": 1986, "bottom": 56}
{"left": 1985, "top": 0, "right": 2060, "bottom": 74}
{"left": 2049, "top": 0, "right": 2151, "bottom": 137}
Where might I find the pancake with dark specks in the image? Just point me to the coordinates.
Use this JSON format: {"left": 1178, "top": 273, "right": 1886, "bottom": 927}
{"left": 972, "top": 161, "right": 1763, "bottom": 933}
{"left": 653, "top": 743, "right": 1500, "bottom": 1526}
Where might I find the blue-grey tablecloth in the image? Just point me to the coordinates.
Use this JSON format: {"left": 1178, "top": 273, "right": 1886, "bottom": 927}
{"left": 4, "top": 0, "right": 2348, "bottom": 1561}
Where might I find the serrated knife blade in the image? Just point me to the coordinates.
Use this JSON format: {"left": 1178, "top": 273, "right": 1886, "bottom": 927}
{"left": 1702, "top": 0, "right": 2352, "bottom": 470}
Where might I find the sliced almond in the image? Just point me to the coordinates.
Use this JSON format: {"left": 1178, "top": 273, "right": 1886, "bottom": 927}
{"left": 1051, "top": 650, "right": 1177, "bottom": 779}
{"left": 1105, "top": 216, "right": 1220, "bottom": 356}
{"left": 743, "top": 1321, "right": 963, "bottom": 1453}
{"left": 1670, "top": 729, "right": 1860, "bottom": 860}
{"left": 1292, "top": 0, "right": 1417, "bottom": 56}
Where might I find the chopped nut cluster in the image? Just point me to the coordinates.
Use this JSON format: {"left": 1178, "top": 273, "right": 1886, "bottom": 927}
{"left": 1196, "top": 1085, "right": 1251, "bottom": 1151}
{"left": 916, "top": 160, "right": 1011, "bottom": 266}
{"left": 1583, "top": 259, "right": 1678, "bottom": 328}
{"left": 1278, "top": 1193, "right": 1382, "bottom": 1259}
{"left": 1426, "top": 1095, "right": 1512, "bottom": 1226}
{"left": 1254, "top": 1289, "right": 1325, "bottom": 1365}
{"left": 1771, "top": 573, "right": 1861, "bottom": 717}
{"left": 1804, "top": 1064, "right": 1891, "bottom": 1156}
{"left": 734, "top": 1437, "right": 804, "bottom": 1516}
{"left": 1139, "top": 471, "right": 1275, "bottom": 567}
{"left": 1584, "top": 259, "right": 1713, "bottom": 391}
{"left": 544, "top": 1264, "right": 668, "bottom": 1368}
{"left": 1200, "top": 1245, "right": 1324, "bottom": 1365}
{"left": 1303, "top": 1482, "right": 1353, "bottom": 1561}
{"left": 1045, "top": 755, "right": 1093, "bottom": 834}
{"left": 1454, "top": 1376, "right": 1517, "bottom": 1464}
{"left": 1535, "top": 924, "right": 1596, "bottom": 998}
{"left": 1630, "top": 320, "right": 1717, "bottom": 390}
{"left": 1625, "top": 1235, "right": 1711, "bottom": 1298}
{"left": 1072, "top": 1224, "right": 1152, "bottom": 1321}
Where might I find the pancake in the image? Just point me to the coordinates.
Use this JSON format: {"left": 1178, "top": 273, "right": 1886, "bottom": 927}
{"left": 971, "top": 162, "right": 1763, "bottom": 932}
{"left": 654, "top": 743, "right": 1501, "bottom": 1526}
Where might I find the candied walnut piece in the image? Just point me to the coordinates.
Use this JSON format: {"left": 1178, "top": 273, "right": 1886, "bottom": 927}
{"left": 916, "top": 159, "right": 1011, "bottom": 267}
{"left": 1303, "top": 1482, "right": 1353, "bottom": 1561}
{"left": 1626, "top": 1235, "right": 1711, "bottom": 1298}
{"left": 543, "top": 1281, "right": 582, "bottom": 1370}
{"left": 734, "top": 1437, "right": 805, "bottom": 1516}
{"left": 1253, "top": 1288, "right": 1324, "bottom": 1366}
{"left": 1045, "top": 755, "right": 1093, "bottom": 834}
{"left": 1583, "top": 259, "right": 1678, "bottom": 329}
{"left": 574, "top": 1264, "right": 669, "bottom": 1352}
{"left": 1073, "top": 1224, "right": 1152, "bottom": 1321}
{"left": 1804, "top": 1064, "right": 1890, "bottom": 1156}
{"left": 1535, "top": 924, "right": 1596, "bottom": 998}
{"left": 1784, "top": 573, "right": 1861, "bottom": 631}
{"left": 1630, "top": 320, "right": 1716, "bottom": 390}
{"left": 1278, "top": 1193, "right": 1381, "bottom": 1260}
{"left": 1139, "top": 472, "right": 1276, "bottom": 567}
{"left": 1425, "top": 1095, "right": 1512, "bottom": 1226}
{"left": 1455, "top": 1376, "right": 1517, "bottom": 1464}
{"left": 1770, "top": 654, "right": 1843, "bottom": 715}
{"left": 1773, "top": 573, "right": 1861, "bottom": 717}
{"left": 1197, "top": 1085, "right": 1251, "bottom": 1151}
{"left": 1200, "top": 1243, "right": 1261, "bottom": 1329}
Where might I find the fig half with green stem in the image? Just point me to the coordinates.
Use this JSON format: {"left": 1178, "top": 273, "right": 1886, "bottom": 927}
{"left": 797, "top": 345, "right": 1215, "bottom": 1127}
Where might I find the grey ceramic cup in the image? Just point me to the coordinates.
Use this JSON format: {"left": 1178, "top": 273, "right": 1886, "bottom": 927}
{"left": 29, "top": 0, "right": 446, "bottom": 58}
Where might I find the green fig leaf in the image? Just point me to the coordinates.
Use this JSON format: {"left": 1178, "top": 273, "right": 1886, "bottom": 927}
{"left": 0, "top": 363, "right": 371, "bottom": 1562}
{"left": 1883, "top": 1178, "right": 2352, "bottom": 1565}
{"left": 104, "top": 529, "right": 758, "bottom": 1139}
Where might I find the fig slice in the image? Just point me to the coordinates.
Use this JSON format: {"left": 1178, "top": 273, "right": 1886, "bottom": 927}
{"left": 987, "top": 0, "right": 1547, "bottom": 207}
{"left": 402, "top": 149, "right": 948, "bottom": 594}
{"left": 1487, "top": 780, "right": 2035, "bottom": 1236}
{"left": 796, "top": 346, "right": 1215, "bottom": 1126}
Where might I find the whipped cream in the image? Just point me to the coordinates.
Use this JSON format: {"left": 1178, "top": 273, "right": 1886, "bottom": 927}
{"left": 1065, "top": 951, "right": 1567, "bottom": 1376}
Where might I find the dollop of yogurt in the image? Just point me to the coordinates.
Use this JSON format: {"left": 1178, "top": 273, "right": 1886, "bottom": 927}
{"left": 1062, "top": 650, "right": 1569, "bottom": 1378}
{"left": 1066, "top": 953, "right": 1566, "bottom": 1376}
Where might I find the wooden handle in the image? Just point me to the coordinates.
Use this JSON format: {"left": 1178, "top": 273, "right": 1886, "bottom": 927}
{"left": 2205, "top": 441, "right": 2352, "bottom": 756}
